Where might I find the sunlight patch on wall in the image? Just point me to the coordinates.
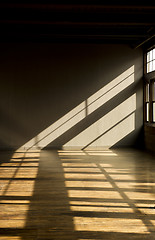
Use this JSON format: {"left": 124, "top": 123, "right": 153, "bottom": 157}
{"left": 63, "top": 94, "right": 136, "bottom": 148}
{"left": 88, "top": 65, "right": 134, "bottom": 114}
{"left": 90, "top": 113, "right": 135, "bottom": 147}
{"left": 17, "top": 65, "right": 135, "bottom": 150}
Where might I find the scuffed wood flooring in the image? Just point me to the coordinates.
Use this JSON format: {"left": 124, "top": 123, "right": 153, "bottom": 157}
{"left": 0, "top": 148, "right": 155, "bottom": 239}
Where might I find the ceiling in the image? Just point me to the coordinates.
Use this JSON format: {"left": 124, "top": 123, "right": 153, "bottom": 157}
{"left": 0, "top": 1, "right": 155, "bottom": 48}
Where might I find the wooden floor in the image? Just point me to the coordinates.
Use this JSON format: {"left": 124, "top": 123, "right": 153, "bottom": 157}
{"left": 0, "top": 148, "right": 155, "bottom": 240}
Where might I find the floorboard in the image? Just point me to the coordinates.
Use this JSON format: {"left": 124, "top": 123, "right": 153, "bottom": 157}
{"left": 0, "top": 148, "right": 155, "bottom": 239}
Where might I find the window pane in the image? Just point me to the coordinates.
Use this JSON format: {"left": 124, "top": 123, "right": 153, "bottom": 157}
{"left": 147, "top": 49, "right": 155, "bottom": 73}
{"left": 150, "top": 49, "right": 153, "bottom": 61}
{"left": 153, "top": 60, "right": 155, "bottom": 72}
{"left": 153, "top": 102, "right": 155, "bottom": 122}
{"left": 146, "top": 102, "right": 149, "bottom": 122}
{"left": 147, "top": 62, "right": 153, "bottom": 73}
{"left": 147, "top": 51, "right": 150, "bottom": 62}
{"left": 150, "top": 62, "right": 153, "bottom": 72}
{"left": 147, "top": 63, "right": 150, "bottom": 73}
{"left": 145, "top": 49, "right": 155, "bottom": 122}
{"left": 148, "top": 50, "right": 153, "bottom": 62}
{"left": 153, "top": 49, "right": 155, "bottom": 60}
{"left": 153, "top": 82, "right": 155, "bottom": 101}
{"left": 146, "top": 83, "right": 149, "bottom": 102}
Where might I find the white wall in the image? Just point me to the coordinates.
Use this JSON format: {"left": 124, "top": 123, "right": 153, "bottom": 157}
{"left": 0, "top": 43, "right": 143, "bottom": 150}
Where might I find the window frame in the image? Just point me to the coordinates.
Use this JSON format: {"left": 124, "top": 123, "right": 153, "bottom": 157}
{"left": 144, "top": 47, "right": 155, "bottom": 124}
{"left": 146, "top": 48, "right": 155, "bottom": 73}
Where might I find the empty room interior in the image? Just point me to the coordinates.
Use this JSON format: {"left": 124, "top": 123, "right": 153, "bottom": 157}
{"left": 0, "top": 1, "right": 155, "bottom": 240}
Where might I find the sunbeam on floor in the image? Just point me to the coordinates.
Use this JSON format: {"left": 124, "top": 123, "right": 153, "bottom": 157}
{"left": 0, "top": 148, "right": 155, "bottom": 240}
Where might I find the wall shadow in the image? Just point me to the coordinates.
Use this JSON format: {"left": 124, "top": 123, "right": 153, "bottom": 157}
{"left": 17, "top": 63, "right": 142, "bottom": 151}
{"left": 0, "top": 43, "right": 143, "bottom": 150}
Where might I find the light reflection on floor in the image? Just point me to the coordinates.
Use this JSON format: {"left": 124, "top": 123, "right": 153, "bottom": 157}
{"left": 1, "top": 149, "right": 155, "bottom": 239}
{"left": 58, "top": 150, "right": 117, "bottom": 156}
{"left": 59, "top": 149, "right": 155, "bottom": 237}
{"left": 73, "top": 216, "right": 149, "bottom": 233}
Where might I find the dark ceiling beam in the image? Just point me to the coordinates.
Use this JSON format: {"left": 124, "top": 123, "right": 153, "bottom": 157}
{"left": 0, "top": 2, "right": 154, "bottom": 47}
{"left": 0, "top": 33, "right": 145, "bottom": 41}
{"left": 0, "top": 4, "right": 154, "bottom": 23}
{"left": 0, "top": 4, "right": 155, "bottom": 10}
{"left": 0, "top": 20, "right": 154, "bottom": 27}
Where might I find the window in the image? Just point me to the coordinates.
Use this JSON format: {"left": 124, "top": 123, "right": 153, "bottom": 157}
{"left": 152, "top": 81, "right": 155, "bottom": 122}
{"left": 147, "top": 48, "right": 155, "bottom": 73}
{"left": 145, "top": 83, "right": 149, "bottom": 122}
{"left": 144, "top": 47, "right": 155, "bottom": 123}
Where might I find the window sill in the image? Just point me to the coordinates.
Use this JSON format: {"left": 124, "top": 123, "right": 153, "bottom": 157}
{"left": 144, "top": 71, "right": 155, "bottom": 82}
{"left": 145, "top": 122, "right": 155, "bottom": 127}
